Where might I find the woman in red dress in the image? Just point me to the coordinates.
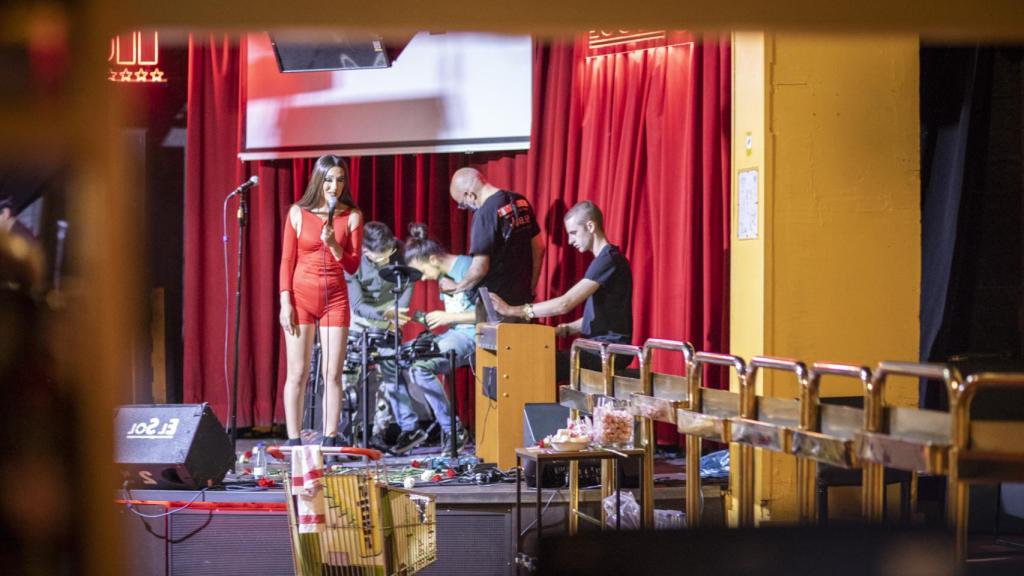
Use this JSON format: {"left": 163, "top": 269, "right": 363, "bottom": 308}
{"left": 279, "top": 155, "right": 363, "bottom": 446}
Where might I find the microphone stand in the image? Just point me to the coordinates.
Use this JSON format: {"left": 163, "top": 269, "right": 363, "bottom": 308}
{"left": 228, "top": 186, "right": 249, "bottom": 452}
{"left": 391, "top": 270, "right": 407, "bottom": 435}
{"left": 304, "top": 334, "right": 322, "bottom": 431}
{"left": 445, "top": 348, "right": 458, "bottom": 458}
{"left": 361, "top": 330, "right": 371, "bottom": 449}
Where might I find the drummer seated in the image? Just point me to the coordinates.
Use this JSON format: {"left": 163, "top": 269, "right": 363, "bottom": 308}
{"left": 347, "top": 221, "right": 429, "bottom": 456}
{"left": 403, "top": 223, "right": 477, "bottom": 452}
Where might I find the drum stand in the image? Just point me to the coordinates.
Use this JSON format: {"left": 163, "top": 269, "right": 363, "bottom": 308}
{"left": 300, "top": 332, "right": 461, "bottom": 456}
{"left": 356, "top": 263, "right": 463, "bottom": 456}
{"left": 368, "top": 265, "right": 416, "bottom": 450}
{"left": 396, "top": 346, "right": 461, "bottom": 458}
{"left": 328, "top": 329, "right": 385, "bottom": 450}
{"left": 442, "top": 348, "right": 459, "bottom": 457}
{"left": 302, "top": 333, "right": 323, "bottom": 432}
{"left": 390, "top": 270, "right": 409, "bottom": 425}
{"left": 360, "top": 329, "right": 372, "bottom": 448}
{"left": 304, "top": 329, "right": 377, "bottom": 447}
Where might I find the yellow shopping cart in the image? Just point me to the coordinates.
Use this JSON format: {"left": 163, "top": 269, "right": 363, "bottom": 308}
{"left": 271, "top": 446, "right": 436, "bottom": 576}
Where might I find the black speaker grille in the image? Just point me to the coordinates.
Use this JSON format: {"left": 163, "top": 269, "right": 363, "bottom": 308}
{"left": 271, "top": 35, "right": 391, "bottom": 72}
{"left": 418, "top": 511, "right": 511, "bottom": 576}
{"left": 118, "top": 505, "right": 169, "bottom": 576}
{"left": 169, "top": 512, "right": 293, "bottom": 575}
{"left": 115, "top": 404, "right": 234, "bottom": 489}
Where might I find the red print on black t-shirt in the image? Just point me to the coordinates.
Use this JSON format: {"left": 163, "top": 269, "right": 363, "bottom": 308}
{"left": 497, "top": 198, "right": 534, "bottom": 230}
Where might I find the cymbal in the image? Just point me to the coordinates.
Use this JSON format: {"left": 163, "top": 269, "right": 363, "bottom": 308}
{"left": 379, "top": 264, "right": 423, "bottom": 283}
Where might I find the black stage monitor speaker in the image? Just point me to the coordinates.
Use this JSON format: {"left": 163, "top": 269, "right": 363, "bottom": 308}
{"left": 271, "top": 33, "right": 410, "bottom": 72}
{"left": 115, "top": 403, "right": 234, "bottom": 489}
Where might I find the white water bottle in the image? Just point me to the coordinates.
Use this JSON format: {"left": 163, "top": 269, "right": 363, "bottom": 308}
{"left": 253, "top": 442, "right": 267, "bottom": 479}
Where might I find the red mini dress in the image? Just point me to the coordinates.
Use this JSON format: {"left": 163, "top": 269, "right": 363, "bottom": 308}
{"left": 279, "top": 207, "right": 363, "bottom": 327}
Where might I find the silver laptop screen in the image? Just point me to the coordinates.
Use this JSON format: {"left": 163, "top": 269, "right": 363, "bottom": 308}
{"left": 477, "top": 287, "right": 500, "bottom": 322}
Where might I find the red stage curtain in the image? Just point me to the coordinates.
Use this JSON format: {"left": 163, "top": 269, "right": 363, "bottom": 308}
{"left": 184, "top": 36, "right": 730, "bottom": 443}
{"left": 184, "top": 35, "right": 253, "bottom": 425}
{"left": 525, "top": 37, "right": 732, "bottom": 443}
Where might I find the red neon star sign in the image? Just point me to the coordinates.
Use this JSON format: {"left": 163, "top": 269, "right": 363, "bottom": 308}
{"left": 108, "top": 31, "right": 167, "bottom": 83}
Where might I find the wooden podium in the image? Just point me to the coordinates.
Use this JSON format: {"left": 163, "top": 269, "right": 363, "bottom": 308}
{"left": 474, "top": 322, "right": 555, "bottom": 469}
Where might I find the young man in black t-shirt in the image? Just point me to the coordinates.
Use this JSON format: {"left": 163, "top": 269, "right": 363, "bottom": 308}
{"left": 441, "top": 168, "right": 544, "bottom": 309}
{"left": 489, "top": 200, "right": 633, "bottom": 380}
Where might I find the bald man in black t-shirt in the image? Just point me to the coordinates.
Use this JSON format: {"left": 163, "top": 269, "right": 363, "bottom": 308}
{"left": 489, "top": 200, "right": 633, "bottom": 380}
{"left": 441, "top": 168, "right": 545, "bottom": 309}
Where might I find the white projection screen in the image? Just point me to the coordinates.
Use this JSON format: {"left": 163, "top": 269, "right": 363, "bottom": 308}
{"left": 242, "top": 32, "right": 533, "bottom": 160}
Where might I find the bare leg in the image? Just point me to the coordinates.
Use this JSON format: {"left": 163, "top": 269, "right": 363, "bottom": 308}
{"left": 283, "top": 323, "right": 316, "bottom": 440}
{"left": 319, "top": 324, "right": 348, "bottom": 438}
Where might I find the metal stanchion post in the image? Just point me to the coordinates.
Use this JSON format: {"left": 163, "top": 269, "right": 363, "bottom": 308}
{"left": 361, "top": 330, "right": 370, "bottom": 448}
{"left": 446, "top": 349, "right": 458, "bottom": 458}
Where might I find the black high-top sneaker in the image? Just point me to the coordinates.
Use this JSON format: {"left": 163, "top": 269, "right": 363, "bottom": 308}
{"left": 390, "top": 429, "right": 428, "bottom": 456}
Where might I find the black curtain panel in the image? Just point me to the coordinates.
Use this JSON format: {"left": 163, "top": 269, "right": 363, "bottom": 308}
{"left": 919, "top": 46, "right": 984, "bottom": 408}
{"left": 920, "top": 46, "right": 1024, "bottom": 409}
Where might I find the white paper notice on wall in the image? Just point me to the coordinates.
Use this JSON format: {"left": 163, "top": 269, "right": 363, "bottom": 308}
{"left": 737, "top": 168, "right": 759, "bottom": 240}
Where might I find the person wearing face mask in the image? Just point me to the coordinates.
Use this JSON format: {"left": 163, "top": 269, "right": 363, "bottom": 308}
{"left": 402, "top": 223, "right": 474, "bottom": 451}
{"left": 444, "top": 167, "right": 544, "bottom": 318}
{"left": 489, "top": 200, "right": 633, "bottom": 381}
{"left": 345, "top": 221, "right": 428, "bottom": 455}
{"left": 279, "top": 155, "right": 363, "bottom": 448}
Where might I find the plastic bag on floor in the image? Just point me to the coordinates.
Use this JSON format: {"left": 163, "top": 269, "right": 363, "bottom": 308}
{"left": 654, "top": 509, "right": 686, "bottom": 529}
{"left": 602, "top": 493, "right": 686, "bottom": 530}
{"left": 700, "top": 449, "right": 730, "bottom": 479}
{"left": 602, "top": 491, "right": 641, "bottom": 530}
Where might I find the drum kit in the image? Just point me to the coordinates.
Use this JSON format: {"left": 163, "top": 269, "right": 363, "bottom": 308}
{"left": 304, "top": 264, "right": 462, "bottom": 456}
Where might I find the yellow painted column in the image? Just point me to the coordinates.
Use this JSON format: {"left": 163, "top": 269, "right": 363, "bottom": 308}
{"left": 730, "top": 33, "right": 920, "bottom": 524}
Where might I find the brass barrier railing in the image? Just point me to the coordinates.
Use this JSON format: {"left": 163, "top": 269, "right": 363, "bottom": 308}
{"left": 630, "top": 339, "right": 694, "bottom": 425}
{"left": 951, "top": 372, "right": 1024, "bottom": 560}
{"left": 678, "top": 352, "right": 745, "bottom": 528}
{"left": 626, "top": 339, "right": 694, "bottom": 528}
{"left": 859, "top": 362, "right": 961, "bottom": 525}
{"left": 552, "top": 342, "right": 1024, "bottom": 562}
{"left": 555, "top": 339, "right": 651, "bottom": 532}
{"left": 733, "top": 357, "right": 807, "bottom": 526}
{"left": 559, "top": 338, "right": 609, "bottom": 415}
{"left": 605, "top": 342, "right": 649, "bottom": 527}
{"left": 559, "top": 338, "right": 609, "bottom": 534}
{"left": 791, "top": 362, "right": 872, "bottom": 523}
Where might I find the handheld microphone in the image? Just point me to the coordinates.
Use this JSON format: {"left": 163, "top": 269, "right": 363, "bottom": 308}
{"left": 326, "top": 194, "right": 338, "bottom": 223}
{"left": 228, "top": 175, "right": 259, "bottom": 197}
